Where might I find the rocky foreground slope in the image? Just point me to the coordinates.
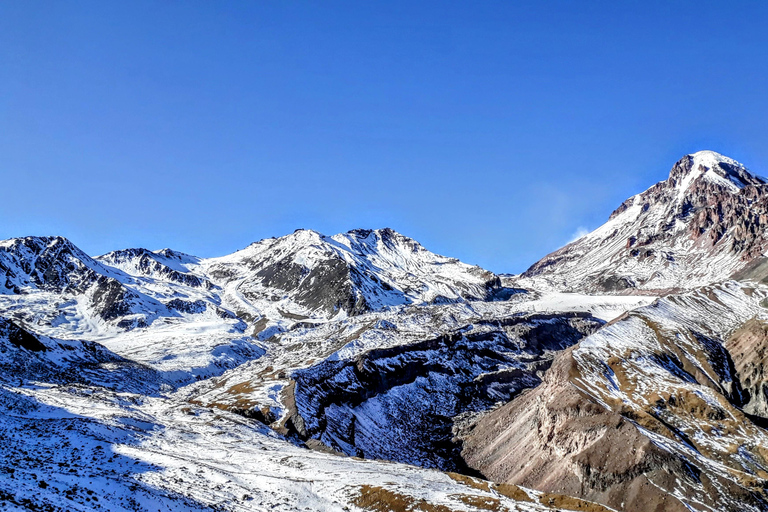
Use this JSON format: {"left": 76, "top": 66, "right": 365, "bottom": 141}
{"left": 0, "top": 313, "right": 613, "bottom": 512}
{"left": 3, "top": 151, "right": 768, "bottom": 512}
{"left": 461, "top": 282, "right": 768, "bottom": 512}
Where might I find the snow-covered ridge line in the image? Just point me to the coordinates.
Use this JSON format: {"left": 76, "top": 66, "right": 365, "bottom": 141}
{"left": 0, "top": 227, "right": 508, "bottom": 386}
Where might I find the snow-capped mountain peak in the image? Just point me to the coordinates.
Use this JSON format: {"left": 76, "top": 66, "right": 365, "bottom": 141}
{"left": 97, "top": 247, "right": 204, "bottom": 286}
{"left": 521, "top": 151, "right": 768, "bottom": 293}
{"left": 0, "top": 235, "right": 114, "bottom": 293}
{"left": 203, "top": 227, "right": 502, "bottom": 321}
{"left": 332, "top": 227, "right": 424, "bottom": 256}
{"left": 668, "top": 150, "right": 765, "bottom": 197}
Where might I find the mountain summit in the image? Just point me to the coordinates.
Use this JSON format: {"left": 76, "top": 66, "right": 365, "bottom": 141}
{"left": 521, "top": 151, "right": 768, "bottom": 293}
{"left": 667, "top": 150, "right": 764, "bottom": 194}
{"left": 201, "top": 227, "right": 501, "bottom": 320}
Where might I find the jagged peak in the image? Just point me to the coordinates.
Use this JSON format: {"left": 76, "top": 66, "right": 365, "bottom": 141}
{"left": 263, "top": 228, "right": 325, "bottom": 245}
{"left": 1, "top": 235, "right": 75, "bottom": 250}
{"left": 238, "top": 228, "right": 419, "bottom": 257}
{"left": 220, "top": 229, "right": 330, "bottom": 263}
{"left": 609, "top": 151, "right": 767, "bottom": 220}
{"left": 96, "top": 247, "right": 204, "bottom": 281}
{"left": 0, "top": 236, "right": 122, "bottom": 294}
{"left": 668, "top": 150, "right": 765, "bottom": 193}
{"left": 343, "top": 227, "right": 409, "bottom": 242}
{"left": 98, "top": 247, "right": 155, "bottom": 260}
{"left": 0, "top": 235, "right": 95, "bottom": 264}
{"left": 529, "top": 151, "right": 768, "bottom": 293}
{"left": 155, "top": 248, "right": 197, "bottom": 260}
{"left": 99, "top": 247, "right": 199, "bottom": 265}
{"left": 333, "top": 228, "right": 426, "bottom": 255}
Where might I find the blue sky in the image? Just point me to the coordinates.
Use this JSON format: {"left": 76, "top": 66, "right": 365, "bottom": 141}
{"left": 2, "top": 1, "right": 767, "bottom": 273}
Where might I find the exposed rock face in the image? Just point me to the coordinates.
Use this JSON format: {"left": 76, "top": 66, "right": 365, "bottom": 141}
{"left": 0, "top": 317, "right": 45, "bottom": 352}
{"left": 165, "top": 298, "right": 208, "bottom": 314}
{"left": 726, "top": 317, "right": 768, "bottom": 418}
{"left": 461, "top": 349, "right": 696, "bottom": 512}
{"left": 90, "top": 275, "right": 140, "bottom": 322}
{"left": 521, "top": 151, "right": 768, "bottom": 293}
{"left": 255, "top": 257, "right": 367, "bottom": 316}
{"left": 286, "top": 312, "right": 602, "bottom": 471}
{"left": 461, "top": 282, "right": 768, "bottom": 512}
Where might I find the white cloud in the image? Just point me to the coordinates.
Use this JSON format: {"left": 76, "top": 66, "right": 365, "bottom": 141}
{"left": 569, "top": 226, "right": 590, "bottom": 242}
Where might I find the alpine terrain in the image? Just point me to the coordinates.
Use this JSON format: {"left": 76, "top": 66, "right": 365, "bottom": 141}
{"left": 3, "top": 151, "right": 768, "bottom": 512}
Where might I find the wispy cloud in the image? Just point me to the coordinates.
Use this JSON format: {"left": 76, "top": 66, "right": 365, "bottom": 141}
{"left": 569, "top": 226, "right": 590, "bottom": 242}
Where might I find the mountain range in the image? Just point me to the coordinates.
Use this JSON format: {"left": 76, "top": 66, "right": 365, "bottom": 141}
{"left": 3, "top": 150, "right": 768, "bottom": 511}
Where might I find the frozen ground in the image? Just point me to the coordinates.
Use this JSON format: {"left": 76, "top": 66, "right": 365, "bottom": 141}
{"left": 0, "top": 379, "right": 609, "bottom": 512}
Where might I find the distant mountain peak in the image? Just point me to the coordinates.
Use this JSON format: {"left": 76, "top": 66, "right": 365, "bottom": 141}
{"left": 0, "top": 235, "right": 88, "bottom": 258}
{"left": 206, "top": 226, "right": 500, "bottom": 319}
{"left": 686, "top": 149, "right": 741, "bottom": 168}
{"left": 668, "top": 150, "right": 765, "bottom": 195}
{"left": 521, "top": 152, "right": 768, "bottom": 293}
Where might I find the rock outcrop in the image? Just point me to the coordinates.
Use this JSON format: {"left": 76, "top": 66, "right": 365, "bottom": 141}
{"left": 726, "top": 317, "right": 768, "bottom": 418}
{"left": 287, "top": 312, "right": 602, "bottom": 471}
{"left": 461, "top": 282, "right": 768, "bottom": 512}
{"left": 461, "top": 349, "right": 696, "bottom": 512}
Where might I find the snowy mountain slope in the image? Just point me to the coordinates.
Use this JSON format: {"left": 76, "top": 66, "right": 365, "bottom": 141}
{"left": 0, "top": 218, "right": 734, "bottom": 512}
{"left": 0, "top": 236, "right": 167, "bottom": 330}
{"left": 0, "top": 363, "right": 614, "bottom": 511}
{"left": 462, "top": 281, "right": 768, "bottom": 512}
{"left": 0, "top": 236, "right": 236, "bottom": 332}
{"left": 97, "top": 247, "right": 209, "bottom": 289}
{"left": 185, "top": 292, "right": 648, "bottom": 418}
{"left": 520, "top": 151, "right": 768, "bottom": 293}
{"left": 0, "top": 315, "right": 166, "bottom": 395}
{"left": 0, "top": 228, "right": 508, "bottom": 386}
{"left": 0, "top": 237, "right": 256, "bottom": 385}
{"left": 0, "top": 269, "right": 619, "bottom": 512}
{"left": 200, "top": 228, "right": 503, "bottom": 328}
{"left": 0, "top": 236, "right": 111, "bottom": 294}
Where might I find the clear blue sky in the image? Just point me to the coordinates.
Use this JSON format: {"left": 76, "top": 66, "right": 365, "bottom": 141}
{"left": 2, "top": 1, "right": 767, "bottom": 273}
